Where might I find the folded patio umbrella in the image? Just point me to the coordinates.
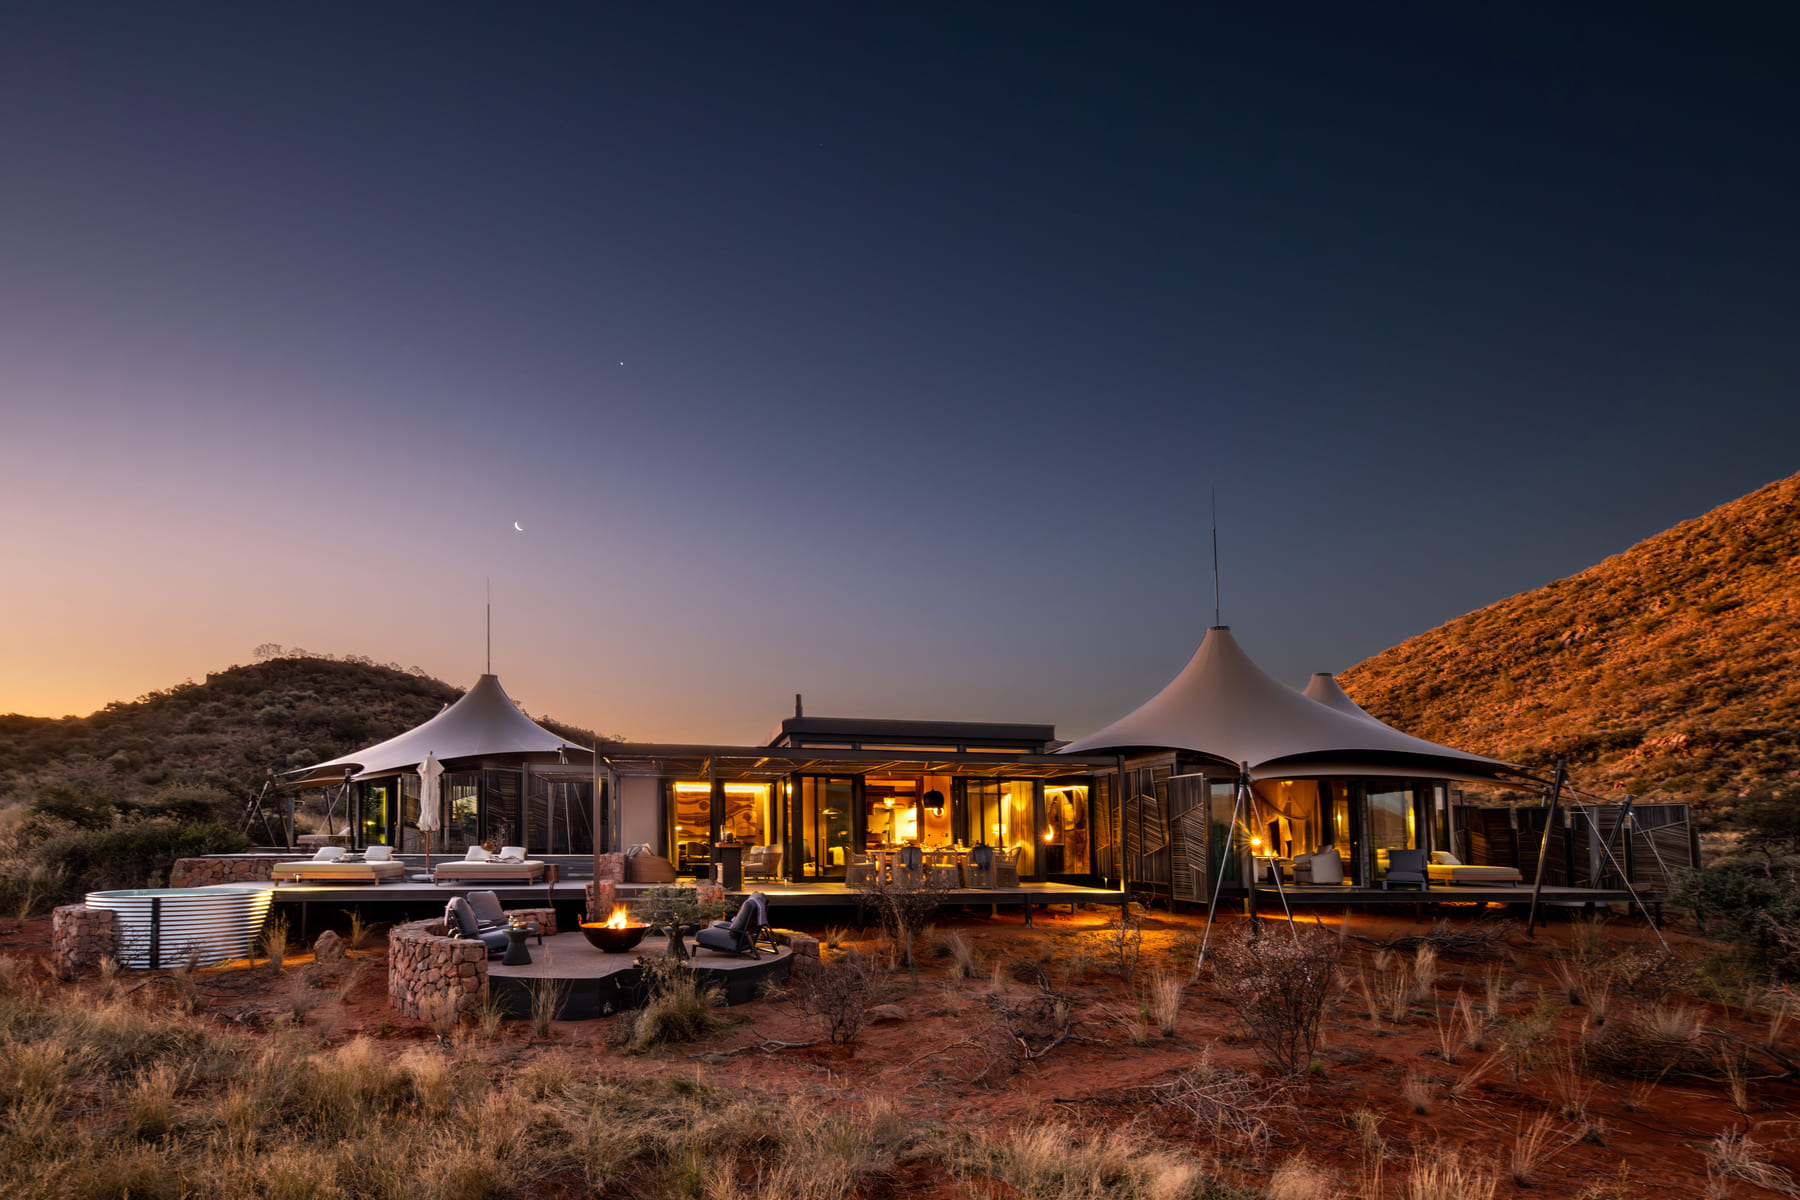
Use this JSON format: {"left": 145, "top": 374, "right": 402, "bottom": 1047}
{"left": 417, "top": 751, "right": 443, "bottom": 870}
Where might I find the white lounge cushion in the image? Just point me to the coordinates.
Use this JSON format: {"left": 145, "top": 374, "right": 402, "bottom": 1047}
{"left": 365, "top": 846, "right": 393, "bottom": 862}
{"left": 499, "top": 845, "right": 526, "bottom": 862}
{"left": 1430, "top": 850, "right": 1461, "bottom": 866}
{"left": 464, "top": 846, "right": 491, "bottom": 862}
{"left": 312, "top": 846, "right": 347, "bottom": 862}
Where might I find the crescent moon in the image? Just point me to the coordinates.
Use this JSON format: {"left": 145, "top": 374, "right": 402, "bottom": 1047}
{"left": 513, "top": 522, "right": 524, "bottom": 532}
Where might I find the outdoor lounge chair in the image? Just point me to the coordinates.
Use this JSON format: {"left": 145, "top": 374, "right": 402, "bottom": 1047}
{"left": 1292, "top": 849, "right": 1346, "bottom": 885}
{"left": 273, "top": 845, "right": 406, "bottom": 885}
{"left": 1427, "top": 851, "right": 1522, "bottom": 885}
{"left": 445, "top": 896, "right": 511, "bottom": 957}
{"left": 1381, "top": 848, "right": 1430, "bottom": 891}
{"left": 432, "top": 845, "right": 548, "bottom": 885}
{"left": 694, "top": 892, "right": 777, "bottom": 958}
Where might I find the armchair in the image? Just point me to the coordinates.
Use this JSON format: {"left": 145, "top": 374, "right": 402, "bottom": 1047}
{"left": 1381, "top": 848, "right": 1430, "bottom": 891}
{"left": 694, "top": 892, "right": 777, "bottom": 959}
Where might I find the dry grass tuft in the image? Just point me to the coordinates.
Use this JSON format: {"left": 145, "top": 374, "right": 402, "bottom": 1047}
{"left": 1406, "top": 1146, "right": 1498, "bottom": 1200}
{"left": 1401, "top": 1070, "right": 1435, "bottom": 1114}
{"left": 1148, "top": 970, "right": 1183, "bottom": 1037}
{"left": 1268, "top": 1153, "right": 1344, "bottom": 1200}
{"left": 1510, "top": 1112, "right": 1575, "bottom": 1186}
{"left": 1705, "top": 1130, "right": 1796, "bottom": 1198}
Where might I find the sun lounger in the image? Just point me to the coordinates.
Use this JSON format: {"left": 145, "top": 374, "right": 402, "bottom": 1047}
{"left": 432, "top": 845, "right": 547, "bottom": 885}
{"left": 274, "top": 845, "right": 406, "bottom": 884}
{"left": 1427, "top": 851, "right": 1523, "bottom": 885}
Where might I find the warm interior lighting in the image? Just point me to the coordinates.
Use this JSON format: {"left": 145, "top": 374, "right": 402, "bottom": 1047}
{"left": 1044, "top": 831, "right": 1055, "bottom": 841}
{"left": 1250, "top": 835, "right": 1263, "bottom": 848}
{"left": 673, "top": 782, "right": 767, "bottom": 795}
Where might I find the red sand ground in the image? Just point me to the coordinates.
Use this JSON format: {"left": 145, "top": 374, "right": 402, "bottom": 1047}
{"left": 7, "top": 904, "right": 1797, "bottom": 1198}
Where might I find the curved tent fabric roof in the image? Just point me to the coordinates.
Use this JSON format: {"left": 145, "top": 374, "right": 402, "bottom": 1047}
{"left": 1301, "top": 672, "right": 1385, "bottom": 724}
{"left": 1058, "top": 627, "right": 1512, "bottom": 775}
{"left": 284, "top": 674, "right": 586, "bottom": 786}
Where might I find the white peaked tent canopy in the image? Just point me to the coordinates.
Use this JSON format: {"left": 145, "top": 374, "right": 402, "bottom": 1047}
{"left": 285, "top": 674, "right": 587, "bottom": 787}
{"left": 1301, "top": 671, "right": 1385, "bottom": 723}
{"left": 1059, "top": 627, "right": 1514, "bottom": 780}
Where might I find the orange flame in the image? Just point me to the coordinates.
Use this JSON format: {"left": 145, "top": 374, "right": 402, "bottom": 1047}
{"left": 604, "top": 904, "right": 632, "bottom": 929}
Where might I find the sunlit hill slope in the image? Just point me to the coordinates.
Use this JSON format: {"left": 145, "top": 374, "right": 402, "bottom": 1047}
{"left": 1339, "top": 471, "right": 1800, "bottom": 803}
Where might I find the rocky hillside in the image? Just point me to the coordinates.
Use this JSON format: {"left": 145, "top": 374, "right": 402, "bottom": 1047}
{"left": 1340, "top": 471, "right": 1800, "bottom": 804}
{"left": 0, "top": 656, "right": 603, "bottom": 809}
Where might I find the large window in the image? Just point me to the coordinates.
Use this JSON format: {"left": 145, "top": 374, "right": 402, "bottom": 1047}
{"left": 1368, "top": 783, "right": 1419, "bottom": 881}
{"left": 1043, "top": 784, "right": 1090, "bottom": 875}
{"left": 801, "top": 777, "right": 854, "bottom": 879}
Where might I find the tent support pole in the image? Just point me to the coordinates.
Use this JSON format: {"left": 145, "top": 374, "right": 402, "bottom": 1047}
{"left": 1571, "top": 801, "right": 1670, "bottom": 952}
{"left": 1116, "top": 755, "right": 1126, "bottom": 895}
{"left": 1196, "top": 769, "right": 1250, "bottom": 970}
{"left": 1242, "top": 768, "right": 1299, "bottom": 942}
{"left": 1524, "top": 757, "right": 1567, "bottom": 937}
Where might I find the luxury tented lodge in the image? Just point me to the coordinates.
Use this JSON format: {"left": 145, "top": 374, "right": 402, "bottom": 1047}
{"left": 272, "top": 626, "right": 1696, "bottom": 912}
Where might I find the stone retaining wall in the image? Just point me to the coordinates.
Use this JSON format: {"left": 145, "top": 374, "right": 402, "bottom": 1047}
{"left": 170, "top": 855, "right": 283, "bottom": 888}
{"left": 388, "top": 918, "right": 488, "bottom": 1022}
{"left": 387, "top": 907, "right": 559, "bottom": 1022}
{"left": 594, "top": 853, "right": 625, "bottom": 883}
{"left": 52, "top": 904, "right": 117, "bottom": 979}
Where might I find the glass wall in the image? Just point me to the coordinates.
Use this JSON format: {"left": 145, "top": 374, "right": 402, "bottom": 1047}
{"left": 1368, "top": 783, "right": 1418, "bottom": 881}
{"left": 443, "top": 773, "right": 480, "bottom": 851}
{"left": 1042, "top": 784, "right": 1090, "bottom": 875}
{"left": 800, "top": 777, "right": 854, "bottom": 879}
{"left": 1005, "top": 780, "right": 1035, "bottom": 875}
{"left": 358, "top": 781, "right": 394, "bottom": 847}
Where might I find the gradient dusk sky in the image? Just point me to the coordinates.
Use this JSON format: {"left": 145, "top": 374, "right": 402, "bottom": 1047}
{"left": 3, "top": 5, "right": 1796, "bottom": 744}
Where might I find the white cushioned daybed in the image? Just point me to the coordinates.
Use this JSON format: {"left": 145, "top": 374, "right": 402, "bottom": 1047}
{"left": 273, "top": 845, "right": 406, "bottom": 885}
{"left": 432, "top": 846, "right": 547, "bottom": 885}
{"left": 1426, "top": 850, "right": 1523, "bottom": 885}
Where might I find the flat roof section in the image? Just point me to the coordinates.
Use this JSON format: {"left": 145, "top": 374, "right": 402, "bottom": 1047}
{"left": 767, "top": 715, "right": 1058, "bottom": 752}
{"left": 601, "top": 742, "right": 1116, "bottom": 780}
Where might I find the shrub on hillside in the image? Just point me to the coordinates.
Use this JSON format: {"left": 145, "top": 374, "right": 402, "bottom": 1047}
{"left": 29, "top": 784, "right": 119, "bottom": 831}
{"left": 28, "top": 819, "right": 248, "bottom": 903}
{"left": 1668, "top": 865, "right": 1800, "bottom": 978}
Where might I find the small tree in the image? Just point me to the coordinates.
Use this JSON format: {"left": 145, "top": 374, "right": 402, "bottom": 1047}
{"left": 632, "top": 885, "right": 730, "bottom": 961}
{"left": 853, "top": 873, "right": 946, "bottom": 968}
{"left": 1206, "top": 924, "right": 1341, "bottom": 1076}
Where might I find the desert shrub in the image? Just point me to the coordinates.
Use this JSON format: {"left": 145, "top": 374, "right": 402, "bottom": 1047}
{"left": 1206, "top": 925, "right": 1341, "bottom": 1076}
{"left": 853, "top": 876, "right": 946, "bottom": 968}
{"left": 1669, "top": 865, "right": 1800, "bottom": 977}
{"left": 793, "top": 951, "right": 888, "bottom": 1044}
{"left": 29, "top": 784, "right": 119, "bottom": 830}
{"left": 28, "top": 819, "right": 248, "bottom": 902}
{"left": 615, "top": 957, "right": 724, "bottom": 1052}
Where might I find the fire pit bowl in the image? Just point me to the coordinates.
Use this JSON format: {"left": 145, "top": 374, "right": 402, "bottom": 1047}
{"left": 580, "top": 922, "right": 649, "bottom": 953}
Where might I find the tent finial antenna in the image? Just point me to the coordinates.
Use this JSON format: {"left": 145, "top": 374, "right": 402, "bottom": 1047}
{"left": 486, "top": 577, "right": 491, "bottom": 675}
{"left": 1211, "top": 488, "right": 1221, "bottom": 627}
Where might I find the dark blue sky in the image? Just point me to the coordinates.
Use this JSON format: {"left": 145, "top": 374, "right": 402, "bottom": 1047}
{"left": 4, "top": 5, "right": 1795, "bottom": 740}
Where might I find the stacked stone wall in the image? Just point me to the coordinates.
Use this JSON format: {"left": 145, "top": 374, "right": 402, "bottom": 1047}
{"left": 388, "top": 918, "right": 488, "bottom": 1022}
{"left": 593, "top": 853, "right": 625, "bottom": 883}
{"left": 52, "top": 905, "right": 117, "bottom": 979}
{"left": 387, "top": 907, "right": 558, "bottom": 1022}
{"left": 170, "top": 856, "right": 283, "bottom": 888}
